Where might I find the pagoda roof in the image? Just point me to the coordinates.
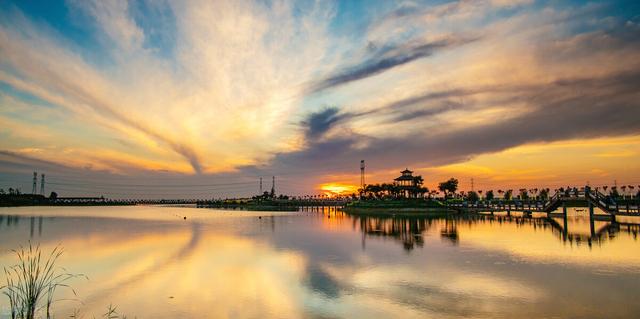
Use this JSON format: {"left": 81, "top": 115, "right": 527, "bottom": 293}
{"left": 401, "top": 168, "right": 413, "bottom": 174}
{"left": 394, "top": 175, "right": 415, "bottom": 181}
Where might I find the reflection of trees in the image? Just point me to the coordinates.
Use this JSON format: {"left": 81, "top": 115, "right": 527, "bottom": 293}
{"left": 440, "top": 219, "right": 458, "bottom": 245}
{"left": 0, "top": 215, "right": 45, "bottom": 238}
{"left": 346, "top": 213, "right": 640, "bottom": 252}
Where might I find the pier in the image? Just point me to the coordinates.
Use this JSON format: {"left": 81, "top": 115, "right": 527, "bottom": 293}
{"left": 446, "top": 189, "right": 640, "bottom": 220}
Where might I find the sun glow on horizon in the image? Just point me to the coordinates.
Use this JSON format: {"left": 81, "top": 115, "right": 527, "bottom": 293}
{"left": 319, "top": 183, "right": 359, "bottom": 197}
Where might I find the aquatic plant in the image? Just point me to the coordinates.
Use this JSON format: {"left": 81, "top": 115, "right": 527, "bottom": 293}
{"left": 0, "top": 242, "right": 83, "bottom": 319}
{"left": 102, "top": 304, "right": 119, "bottom": 319}
{"left": 69, "top": 304, "right": 134, "bottom": 319}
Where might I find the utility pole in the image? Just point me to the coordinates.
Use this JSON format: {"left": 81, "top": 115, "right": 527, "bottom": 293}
{"left": 40, "top": 174, "right": 45, "bottom": 195}
{"left": 471, "top": 178, "right": 474, "bottom": 192}
{"left": 259, "top": 177, "right": 263, "bottom": 194}
{"left": 32, "top": 172, "right": 37, "bottom": 194}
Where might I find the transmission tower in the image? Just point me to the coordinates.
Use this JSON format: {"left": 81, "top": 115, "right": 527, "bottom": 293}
{"left": 32, "top": 172, "right": 37, "bottom": 194}
{"left": 259, "top": 177, "right": 263, "bottom": 194}
{"left": 471, "top": 178, "right": 474, "bottom": 192}
{"left": 40, "top": 174, "right": 45, "bottom": 195}
{"left": 270, "top": 176, "right": 275, "bottom": 197}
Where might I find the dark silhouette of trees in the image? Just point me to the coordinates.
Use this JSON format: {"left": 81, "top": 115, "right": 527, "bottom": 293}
{"left": 610, "top": 187, "right": 620, "bottom": 198}
{"left": 466, "top": 191, "right": 479, "bottom": 202}
{"left": 504, "top": 189, "right": 513, "bottom": 200}
{"left": 360, "top": 179, "right": 429, "bottom": 199}
{"left": 519, "top": 188, "right": 529, "bottom": 200}
{"left": 438, "top": 178, "right": 458, "bottom": 198}
{"left": 485, "top": 190, "right": 494, "bottom": 201}
{"left": 539, "top": 188, "right": 549, "bottom": 200}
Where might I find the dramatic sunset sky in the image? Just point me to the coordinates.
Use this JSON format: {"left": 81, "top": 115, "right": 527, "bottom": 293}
{"left": 1, "top": 0, "right": 639, "bottom": 198}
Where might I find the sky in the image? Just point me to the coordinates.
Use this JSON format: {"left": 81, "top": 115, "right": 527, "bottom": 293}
{"left": 1, "top": 0, "right": 639, "bottom": 198}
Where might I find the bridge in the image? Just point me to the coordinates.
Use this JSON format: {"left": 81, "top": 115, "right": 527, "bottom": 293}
{"left": 195, "top": 199, "right": 350, "bottom": 209}
{"left": 447, "top": 189, "right": 640, "bottom": 221}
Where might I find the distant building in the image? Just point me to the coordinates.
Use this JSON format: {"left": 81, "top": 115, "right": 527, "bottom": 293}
{"left": 393, "top": 168, "right": 423, "bottom": 198}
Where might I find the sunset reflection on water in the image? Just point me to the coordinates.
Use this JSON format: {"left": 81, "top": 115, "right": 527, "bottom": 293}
{"left": 1, "top": 206, "right": 639, "bottom": 318}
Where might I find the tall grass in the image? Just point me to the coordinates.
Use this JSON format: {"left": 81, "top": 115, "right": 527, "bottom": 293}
{"left": 2, "top": 243, "right": 133, "bottom": 319}
{"left": 1, "top": 242, "right": 83, "bottom": 319}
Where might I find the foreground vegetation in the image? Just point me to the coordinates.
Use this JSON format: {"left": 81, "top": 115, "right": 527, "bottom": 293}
{"left": 1, "top": 243, "right": 132, "bottom": 319}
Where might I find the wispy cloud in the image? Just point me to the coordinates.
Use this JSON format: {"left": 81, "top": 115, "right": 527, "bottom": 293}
{"left": 1, "top": 0, "right": 639, "bottom": 196}
{"left": 308, "top": 34, "right": 480, "bottom": 93}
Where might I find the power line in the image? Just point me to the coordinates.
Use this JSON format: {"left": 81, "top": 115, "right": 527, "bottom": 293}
{"left": 45, "top": 180, "right": 257, "bottom": 188}
{"left": 50, "top": 183, "right": 257, "bottom": 195}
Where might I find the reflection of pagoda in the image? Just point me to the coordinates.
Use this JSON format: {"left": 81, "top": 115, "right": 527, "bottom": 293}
{"left": 393, "top": 169, "right": 420, "bottom": 198}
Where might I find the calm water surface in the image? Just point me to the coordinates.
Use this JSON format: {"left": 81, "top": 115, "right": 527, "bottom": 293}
{"left": 1, "top": 206, "right": 639, "bottom": 318}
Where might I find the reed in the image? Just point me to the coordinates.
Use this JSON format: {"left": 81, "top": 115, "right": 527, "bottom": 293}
{"left": 1, "top": 242, "right": 84, "bottom": 319}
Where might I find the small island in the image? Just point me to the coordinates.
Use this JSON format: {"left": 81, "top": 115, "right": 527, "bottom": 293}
{"left": 344, "top": 168, "right": 455, "bottom": 216}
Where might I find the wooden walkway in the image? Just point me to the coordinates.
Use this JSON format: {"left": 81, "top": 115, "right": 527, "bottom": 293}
{"left": 447, "top": 190, "right": 640, "bottom": 218}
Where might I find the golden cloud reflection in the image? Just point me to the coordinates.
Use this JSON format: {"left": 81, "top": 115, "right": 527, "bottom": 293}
{"left": 1, "top": 207, "right": 640, "bottom": 318}
{"left": 38, "top": 227, "right": 310, "bottom": 318}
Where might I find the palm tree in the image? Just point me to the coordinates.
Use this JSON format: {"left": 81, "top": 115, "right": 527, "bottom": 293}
{"left": 504, "top": 189, "right": 513, "bottom": 200}
{"left": 485, "top": 190, "right": 494, "bottom": 201}
{"left": 519, "top": 188, "right": 529, "bottom": 200}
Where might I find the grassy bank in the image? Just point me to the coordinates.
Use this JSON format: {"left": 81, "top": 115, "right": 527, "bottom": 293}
{"left": 343, "top": 199, "right": 455, "bottom": 216}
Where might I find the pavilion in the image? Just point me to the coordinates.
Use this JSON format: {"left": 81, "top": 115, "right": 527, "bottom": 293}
{"left": 393, "top": 169, "right": 422, "bottom": 198}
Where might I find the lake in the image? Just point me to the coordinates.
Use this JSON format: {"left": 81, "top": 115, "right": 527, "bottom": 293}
{"left": 1, "top": 206, "right": 639, "bottom": 318}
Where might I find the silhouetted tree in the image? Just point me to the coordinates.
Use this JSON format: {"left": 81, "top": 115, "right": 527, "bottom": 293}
{"left": 417, "top": 186, "right": 429, "bottom": 198}
{"left": 538, "top": 188, "right": 549, "bottom": 200}
{"left": 49, "top": 192, "right": 58, "bottom": 200}
{"left": 438, "top": 178, "right": 459, "bottom": 199}
{"left": 519, "top": 189, "right": 529, "bottom": 200}
{"left": 466, "top": 191, "right": 479, "bottom": 202}
{"left": 610, "top": 187, "right": 620, "bottom": 199}
{"left": 504, "top": 189, "right": 513, "bottom": 200}
{"left": 485, "top": 190, "right": 494, "bottom": 201}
